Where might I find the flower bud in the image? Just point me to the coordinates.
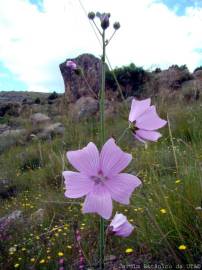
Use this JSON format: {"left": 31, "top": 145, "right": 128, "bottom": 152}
{"left": 109, "top": 213, "right": 134, "bottom": 237}
{"left": 113, "top": 22, "right": 120, "bottom": 30}
{"left": 88, "top": 11, "right": 95, "bottom": 20}
{"left": 101, "top": 13, "right": 110, "bottom": 30}
{"left": 96, "top": 11, "right": 101, "bottom": 18}
{"left": 66, "top": 60, "right": 77, "bottom": 70}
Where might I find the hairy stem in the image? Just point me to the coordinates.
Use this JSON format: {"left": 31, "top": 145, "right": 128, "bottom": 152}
{"left": 99, "top": 29, "right": 106, "bottom": 270}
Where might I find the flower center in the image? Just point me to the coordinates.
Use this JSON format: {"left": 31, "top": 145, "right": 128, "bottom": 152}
{"left": 91, "top": 171, "right": 108, "bottom": 184}
{"left": 129, "top": 122, "right": 138, "bottom": 132}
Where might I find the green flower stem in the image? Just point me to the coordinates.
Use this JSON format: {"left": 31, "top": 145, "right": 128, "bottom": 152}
{"left": 117, "top": 127, "right": 130, "bottom": 144}
{"left": 99, "top": 29, "right": 106, "bottom": 270}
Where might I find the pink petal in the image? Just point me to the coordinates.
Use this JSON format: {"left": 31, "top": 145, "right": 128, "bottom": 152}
{"left": 63, "top": 171, "right": 94, "bottom": 198}
{"left": 134, "top": 133, "right": 146, "bottom": 143}
{"left": 100, "top": 138, "right": 132, "bottom": 177}
{"left": 136, "top": 105, "right": 167, "bottom": 130}
{"left": 110, "top": 212, "right": 127, "bottom": 228}
{"left": 82, "top": 184, "right": 112, "bottom": 219}
{"left": 67, "top": 142, "right": 100, "bottom": 176}
{"left": 129, "top": 98, "right": 151, "bottom": 122}
{"left": 110, "top": 213, "right": 134, "bottom": 237}
{"left": 105, "top": 173, "right": 142, "bottom": 204}
{"left": 114, "top": 221, "right": 134, "bottom": 237}
{"left": 136, "top": 129, "right": 162, "bottom": 142}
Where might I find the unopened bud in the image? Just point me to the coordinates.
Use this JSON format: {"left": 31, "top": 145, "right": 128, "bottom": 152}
{"left": 113, "top": 22, "right": 120, "bottom": 30}
{"left": 101, "top": 13, "right": 110, "bottom": 30}
{"left": 88, "top": 11, "right": 95, "bottom": 20}
{"left": 66, "top": 60, "right": 77, "bottom": 70}
{"left": 96, "top": 11, "right": 101, "bottom": 18}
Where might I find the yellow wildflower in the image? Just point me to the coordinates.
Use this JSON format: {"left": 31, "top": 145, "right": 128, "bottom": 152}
{"left": 14, "top": 264, "right": 20, "bottom": 268}
{"left": 175, "top": 180, "right": 181, "bottom": 184}
{"left": 160, "top": 208, "right": 167, "bottom": 214}
{"left": 39, "top": 259, "right": 45, "bottom": 264}
{"left": 178, "top": 245, "right": 187, "bottom": 250}
{"left": 125, "top": 248, "right": 133, "bottom": 254}
{"left": 58, "top": 252, "right": 64, "bottom": 257}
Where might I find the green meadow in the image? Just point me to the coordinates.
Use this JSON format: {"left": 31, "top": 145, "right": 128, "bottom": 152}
{"left": 0, "top": 98, "right": 201, "bottom": 269}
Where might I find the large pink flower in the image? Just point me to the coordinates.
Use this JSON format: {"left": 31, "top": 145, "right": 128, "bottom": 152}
{"left": 129, "top": 98, "right": 167, "bottom": 143}
{"left": 109, "top": 212, "right": 134, "bottom": 237}
{"left": 63, "top": 138, "right": 141, "bottom": 219}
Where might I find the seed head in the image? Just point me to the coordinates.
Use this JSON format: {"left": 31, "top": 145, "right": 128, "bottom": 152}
{"left": 88, "top": 11, "right": 95, "bottom": 20}
{"left": 113, "top": 22, "right": 120, "bottom": 30}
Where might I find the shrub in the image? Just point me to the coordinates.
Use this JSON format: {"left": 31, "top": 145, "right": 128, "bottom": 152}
{"left": 48, "top": 91, "right": 59, "bottom": 100}
{"left": 194, "top": 66, "right": 202, "bottom": 73}
{"left": 34, "top": 97, "right": 41, "bottom": 104}
{"left": 106, "top": 63, "right": 147, "bottom": 97}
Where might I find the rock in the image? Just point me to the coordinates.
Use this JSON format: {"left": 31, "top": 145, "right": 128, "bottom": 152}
{"left": 0, "top": 210, "right": 22, "bottom": 224}
{"left": 35, "top": 122, "right": 65, "bottom": 139}
{"left": 193, "top": 69, "right": 202, "bottom": 80}
{"left": 0, "top": 124, "right": 10, "bottom": 134}
{"left": 70, "top": 96, "right": 98, "bottom": 120}
{"left": 0, "top": 129, "right": 26, "bottom": 137}
{"left": 0, "top": 129, "right": 27, "bottom": 153}
{"left": 104, "top": 99, "right": 118, "bottom": 119}
{"left": 0, "top": 210, "right": 23, "bottom": 241}
{"left": 181, "top": 80, "right": 201, "bottom": 101}
{"left": 30, "top": 208, "right": 45, "bottom": 223}
{"left": 30, "top": 113, "right": 51, "bottom": 126}
{"left": 0, "top": 102, "right": 21, "bottom": 117}
{"left": 60, "top": 54, "right": 107, "bottom": 102}
{"left": 154, "top": 65, "right": 193, "bottom": 90}
{"left": 0, "top": 179, "right": 17, "bottom": 199}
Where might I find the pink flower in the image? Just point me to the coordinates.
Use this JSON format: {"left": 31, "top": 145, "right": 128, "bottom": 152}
{"left": 129, "top": 98, "right": 167, "bottom": 143}
{"left": 63, "top": 138, "right": 141, "bottom": 219}
{"left": 109, "top": 212, "right": 134, "bottom": 237}
{"left": 66, "top": 60, "right": 77, "bottom": 70}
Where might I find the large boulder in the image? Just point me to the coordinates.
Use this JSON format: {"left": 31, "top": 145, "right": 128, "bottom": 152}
{"left": 30, "top": 113, "right": 51, "bottom": 127}
{"left": 70, "top": 96, "right": 98, "bottom": 120}
{"left": 60, "top": 54, "right": 106, "bottom": 102}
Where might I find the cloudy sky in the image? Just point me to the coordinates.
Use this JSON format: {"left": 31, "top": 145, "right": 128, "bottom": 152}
{"left": 0, "top": 0, "right": 202, "bottom": 92}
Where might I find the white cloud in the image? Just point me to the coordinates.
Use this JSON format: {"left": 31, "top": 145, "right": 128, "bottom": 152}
{"left": 0, "top": 0, "right": 202, "bottom": 92}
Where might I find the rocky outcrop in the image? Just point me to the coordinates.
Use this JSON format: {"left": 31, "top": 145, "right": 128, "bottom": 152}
{"left": 153, "top": 65, "right": 193, "bottom": 90}
{"left": 59, "top": 54, "right": 202, "bottom": 103}
{"left": 60, "top": 54, "right": 105, "bottom": 102}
